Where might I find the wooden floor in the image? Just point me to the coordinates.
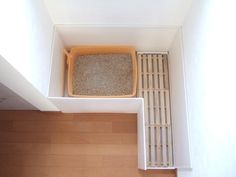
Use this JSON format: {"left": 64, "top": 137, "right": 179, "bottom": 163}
{"left": 0, "top": 111, "right": 176, "bottom": 177}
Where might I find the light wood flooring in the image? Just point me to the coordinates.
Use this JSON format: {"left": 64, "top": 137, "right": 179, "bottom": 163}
{"left": 0, "top": 111, "right": 176, "bottom": 177}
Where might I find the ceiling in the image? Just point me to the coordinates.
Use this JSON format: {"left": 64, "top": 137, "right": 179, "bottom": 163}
{"left": 0, "top": 83, "right": 36, "bottom": 110}
{"left": 43, "top": 0, "right": 192, "bottom": 26}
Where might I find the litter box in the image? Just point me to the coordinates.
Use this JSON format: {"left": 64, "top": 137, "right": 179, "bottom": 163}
{"left": 64, "top": 46, "right": 137, "bottom": 97}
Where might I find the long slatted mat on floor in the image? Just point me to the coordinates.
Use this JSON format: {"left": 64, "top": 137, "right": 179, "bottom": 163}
{"left": 137, "top": 53, "right": 173, "bottom": 168}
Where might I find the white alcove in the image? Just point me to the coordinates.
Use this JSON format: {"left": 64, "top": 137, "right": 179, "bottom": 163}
{"left": 46, "top": 23, "right": 191, "bottom": 170}
{"left": 0, "top": 0, "right": 192, "bottom": 172}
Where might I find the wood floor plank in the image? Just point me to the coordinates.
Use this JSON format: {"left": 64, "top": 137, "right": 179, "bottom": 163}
{"left": 12, "top": 121, "right": 112, "bottom": 133}
{"left": 51, "top": 133, "right": 137, "bottom": 144}
{"left": 0, "top": 167, "right": 176, "bottom": 177}
{"left": 0, "top": 154, "right": 104, "bottom": 168}
{"left": 112, "top": 120, "right": 137, "bottom": 133}
{"left": 50, "top": 144, "right": 137, "bottom": 156}
{"left": 0, "top": 132, "right": 51, "bottom": 143}
{"left": 102, "top": 155, "right": 137, "bottom": 168}
{"left": 0, "top": 111, "right": 136, "bottom": 122}
{"left": 0, "top": 143, "right": 137, "bottom": 155}
{"left": 0, "top": 143, "right": 52, "bottom": 155}
{"left": 0, "top": 111, "right": 175, "bottom": 177}
{"left": 0, "top": 120, "right": 13, "bottom": 131}
{"left": 72, "top": 113, "right": 137, "bottom": 122}
{"left": 0, "top": 111, "right": 74, "bottom": 121}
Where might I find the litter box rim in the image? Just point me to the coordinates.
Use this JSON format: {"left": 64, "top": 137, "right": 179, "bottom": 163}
{"left": 64, "top": 46, "right": 137, "bottom": 98}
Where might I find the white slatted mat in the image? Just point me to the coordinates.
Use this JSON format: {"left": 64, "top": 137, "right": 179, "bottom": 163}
{"left": 137, "top": 53, "right": 173, "bottom": 168}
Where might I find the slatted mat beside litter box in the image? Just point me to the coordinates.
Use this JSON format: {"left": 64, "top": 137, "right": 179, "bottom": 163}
{"left": 137, "top": 53, "right": 173, "bottom": 168}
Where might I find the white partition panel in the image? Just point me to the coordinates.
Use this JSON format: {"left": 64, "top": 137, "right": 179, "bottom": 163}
{"left": 168, "top": 30, "right": 191, "bottom": 168}
{"left": 44, "top": 0, "right": 191, "bottom": 26}
{"left": 0, "top": 56, "right": 58, "bottom": 111}
{"left": 56, "top": 25, "right": 177, "bottom": 51}
{"left": 49, "top": 97, "right": 141, "bottom": 113}
{"left": 48, "top": 30, "right": 65, "bottom": 97}
{"left": 137, "top": 99, "right": 147, "bottom": 170}
{"left": 0, "top": 0, "right": 54, "bottom": 96}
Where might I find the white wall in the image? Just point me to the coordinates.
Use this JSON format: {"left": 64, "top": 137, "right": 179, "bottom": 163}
{"left": 44, "top": 0, "right": 191, "bottom": 26}
{"left": 168, "top": 30, "right": 191, "bottom": 168}
{"left": 49, "top": 30, "right": 65, "bottom": 97}
{"left": 179, "top": 0, "right": 236, "bottom": 176}
{"left": 0, "top": 83, "right": 36, "bottom": 110}
{"left": 0, "top": 0, "right": 54, "bottom": 96}
{"left": 57, "top": 25, "right": 177, "bottom": 51}
{"left": 0, "top": 56, "right": 58, "bottom": 111}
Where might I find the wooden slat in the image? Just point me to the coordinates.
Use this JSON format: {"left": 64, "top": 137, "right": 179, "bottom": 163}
{"left": 138, "top": 54, "right": 143, "bottom": 97}
{"left": 165, "top": 90, "right": 173, "bottom": 166}
{"left": 148, "top": 54, "right": 155, "bottom": 166}
{"left": 143, "top": 54, "right": 148, "bottom": 91}
{"left": 163, "top": 55, "right": 173, "bottom": 166}
{"left": 142, "top": 54, "right": 150, "bottom": 164}
{"left": 153, "top": 54, "right": 162, "bottom": 166}
{"left": 154, "top": 54, "right": 159, "bottom": 89}
{"left": 158, "top": 54, "right": 167, "bottom": 166}
{"left": 163, "top": 55, "right": 169, "bottom": 89}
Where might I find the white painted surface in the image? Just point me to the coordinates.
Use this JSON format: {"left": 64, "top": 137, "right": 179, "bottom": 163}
{"left": 43, "top": 0, "right": 192, "bottom": 26}
{"left": 181, "top": 0, "right": 236, "bottom": 176}
{"left": 49, "top": 30, "right": 66, "bottom": 97}
{"left": 57, "top": 25, "right": 177, "bottom": 51}
{"left": 49, "top": 97, "right": 142, "bottom": 113}
{"left": 0, "top": 0, "right": 54, "bottom": 96}
{"left": 0, "top": 83, "right": 36, "bottom": 110}
{"left": 147, "top": 167, "right": 176, "bottom": 170}
{"left": 0, "top": 55, "right": 58, "bottom": 111}
{"left": 168, "top": 30, "right": 191, "bottom": 168}
{"left": 177, "top": 169, "right": 193, "bottom": 177}
{"left": 137, "top": 100, "right": 147, "bottom": 170}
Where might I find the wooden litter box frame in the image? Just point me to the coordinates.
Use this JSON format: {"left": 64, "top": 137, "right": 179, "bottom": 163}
{"left": 64, "top": 46, "right": 137, "bottom": 98}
